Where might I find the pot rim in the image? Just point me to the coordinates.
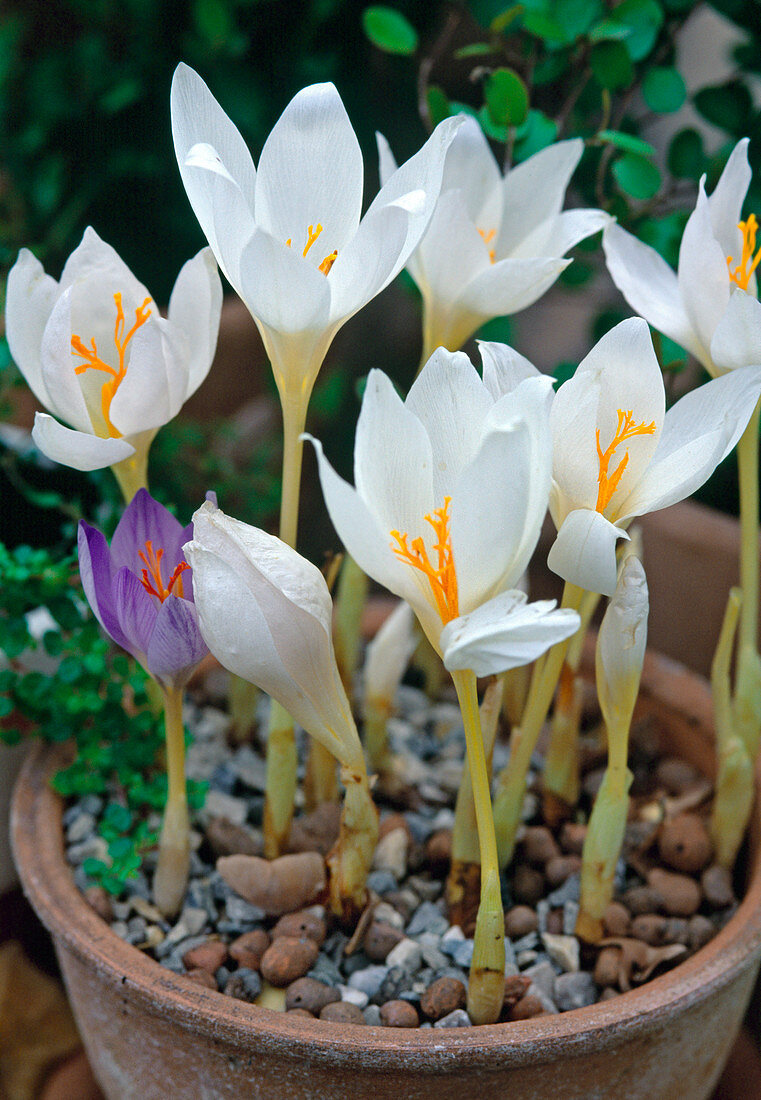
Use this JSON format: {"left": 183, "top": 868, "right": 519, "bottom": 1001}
{"left": 11, "top": 647, "right": 761, "bottom": 1069}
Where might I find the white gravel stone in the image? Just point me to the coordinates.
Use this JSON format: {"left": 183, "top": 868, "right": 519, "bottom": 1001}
{"left": 385, "top": 938, "right": 423, "bottom": 974}
{"left": 372, "top": 828, "right": 409, "bottom": 882}
{"left": 339, "top": 984, "right": 369, "bottom": 1009}
{"left": 433, "top": 1009, "right": 472, "bottom": 1028}
{"left": 542, "top": 932, "right": 580, "bottom": 973}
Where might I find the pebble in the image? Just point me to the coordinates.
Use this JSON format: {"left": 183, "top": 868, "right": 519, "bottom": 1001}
{"left": 203, "top": 790, "right": 248, "bottom": 826}
{"left": 630, "top": 915, "right": 668, "bottom": 946}
{"left": 621, "top": 885, "right": 664, "bottom": 916}
{"left": 424, "top": 830, "right": 452, "bottom": 876}
{"left": 594, "top": 947, "right": 621, "bottom": 988}
{"left": 224, "top": 968, "right": 263, "bottom": 1002}
{"left": 407, "top": 875, "right": 443, "bottom": 902}
{"left": 656, "top": 757, "right": 700, "bottom": 795}
{"left": 373, "top": 902, "right": 405, "bottom": 931}
{"left": 513, "top": 865, "right": 545, "bottom": 906}
{"left": 522, "top": 827, "right": 560, "bottom": 865}
{"left": 372, "top": 828, "right": 409, "bottom": 882}
{"left": 348, "top": 965, "right": 390, "bottom": 1000}
{"left": 503, "top": 975, "right": 532, "bottom": 1010}
{"left": 386, "top": 938, "right": 423, "bottom": 974}
{"left": 217, "top": 852, "right": 326, "bottom": 916}
{"left": 603, "top": 902, "right": 631, "bottom": 937}
{"left": 365, "top": 870, "right": 398, "bottom": 895}
{"left": 225, "top": 897, "right": 266, "bottom": 927}
{"left": 522, "top": 960, "right": 556, "bottom": 1001}
{"left": 84, "top": 886, "right": 113, "bottom": 922}
{"left": 380, "top": 1000, "right": 419, "bottom": 1027}
{"left": 406, "top": 901, "right": 448, "bottom": 937}
{"left": 687, "top": 914, "right": 715, "bottom": 951}
{"left": 320, "top": 1002, "right": 366, "bottom": 1024}
{"left": 285, "top": 977, "right": 340, "bottom": 1014}
{"left": 547, "top": 873, "right": 581, "bottom": 908}
{"left": 658, "top": 814, "right": 713, "bottom": 874}
{"left": 364, "top": 921, "right": 404, "bottom": 962}
{"left": 505, "top": 906, "right": 538, "bottom": 939}
{"left": 554, "top": 971, "right": 596, "bottom": 1011}
{"left": 288, "top": 1008, "right": 315, "bottom": 1019}
{"left": 338, "top": 985, "right": 369, "bottom": 1008}
{"left": 545, "top": 856, "right": 581, "bottom": 888}
{"left": 67, "top": 836, "right": 109, "bottom": 865}
{"left": 260, "top": 936, "right": 320, "bottom": 987}
{"left": 183, "top": 940, "right": 228, "bottom": 973}
{"left": 288, "top": 802, "right": 341, "bottom": 856}
{"left": 542, "top": 933, "right": 579, "bottom": 973}
{"left": 229, "top": 929, "right": 271, "bottom": 970}
{"left": 433, "top": 1008, "right": 472, "bottom": 1028}
{"left": 272, "top": 909, "right": 327, "bottom": 946}
{"left": 509, "top": 994, "right": 546, "bottom": 1021}
{"left": 701, "top": 864, "right": 735, "bottom": 909}
{"left": 185, "top": 967, "right": 217, "bottom": 990}
{"left": 363, "top": 1004, "right": 383, "bottom": 1026}
{"left": 449, "top": 938, "right": 474, "bottom": 969}
{"left": 420, "top": 977, "right": 466, "bottom": 1020}
{"left": 647, "top": 869, "right": 702, "bottom": 917}
{"left": 206, "top": 817, "right": 262, "bottom": 858}
{"left": 66, "top": 811, "right": 96, "bottom": 845}
{"left": 559, "top": 823, "right": 587, "bottom": 855}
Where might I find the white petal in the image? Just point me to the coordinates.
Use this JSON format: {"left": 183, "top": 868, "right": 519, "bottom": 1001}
{"left": 5, "top": 249, "right": 59, "bottom": 408}
{"left": 170, "top": 65, "right": 257, "bottom": 287}
{"left": 710, "top": 290, "right": 761, "bottom": 373}
{"left": 478, "top": 340, "right": 541, "bottom": 400}
{"left": 512, "top": 207, "right": 610, "bottom": 260}
{"left": 442, "top": 589, "right": 580, "bottom": 676}
{"left": 596, "top": 555, "right": 648, "bottom": 727}
{"left": 376, "top": 131, "right": 398, "bottom": 188}
{"left": 39, "top": 288, "right": 93, "bottom": 432}
{"left": 326, "top": 200, "right": 410, "bottom": 322}
{"left": 167, "top": 248, "right": 223, "bottom": 397}
{"left": 405, "top": 347, "right": 492, "bottom": 500}
{"left": 677, "top": 186, "right": 730, "bottom": 369}
{"left": 108, "top": 322, "right": 174, "bottom": 435}
{"left": 413, "top": 190, "right": 492, "bottom": 305}
{"left": 254, "top": 83, "right": 363, "bottom": 255}
{"left": 707, "top": 139, "right": 751, "bottom": 258}
{"left": 237, "top": 228, "right": 331, "bottom": 336}
{"left": 58, "top": 227, "right": 149, "bottom": 304}
{"left": 32, "top": 412, "right": 134, "bottom": 471}
{"left": 602, "top": 223, "right": 703, "bottom": 363}
{"left": 497, "top": 139, "right": 583, "bottom": 256}
{"left": 547, "top": 508, "right": 626, "bottom": 596}
{"left": 440, "top": 116, "right": 502, "bottom": 226}
{"left": 459, "top": 255, "right": 570, "bottom": 318}
{"left": 364, "top": 599, "right": 417, "bottom": 703}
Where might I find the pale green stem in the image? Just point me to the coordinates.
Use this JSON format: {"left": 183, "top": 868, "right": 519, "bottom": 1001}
{"left": 363, "top": 695, "right": 393, "bottom": 775}
{"left": 263, "top": 698, "right": 298, "bottom": 859}
{"left": 492, "top": 582, "right": 584, "bottom": 867}
{"left": 153, "top": 684, "right": 190, "bottom": 917}
{"left": 326, "top": 757, "right": 379, "bottom": 921}
{"left": 737, "top": 398, "right": 760, "bottom": 655}
{"left": 450, "top": 669, "right": 505, "bottom": 1026}
{"left": 333, "top": 555, "right": 369, "bottom": 704}
{"left": 304, "top": 738, "right": 338, "bottom": 811}
{"left": 228, "top": 675, "right": 259, "bottom": 744}
{"left": 278, "top": 391, "right": 309, "bottom": 550}
{"left": 111, "top": 448, "right": 149, "bottom": 503}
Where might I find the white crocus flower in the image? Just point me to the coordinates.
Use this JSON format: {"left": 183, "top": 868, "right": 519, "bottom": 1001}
{"left": 363, "top": 599, "right": 417, "bottom": 712}
{"left": 379, "top": 117, "right": 610, "bottom": 360}
{"left": 170, "top": 63, "right": 460, "bottom": 404}
{"left": 548, "top": 318, "right": 761, "bottom": 596}
{"left": 5, "top": 228, "right": 222, "bottom": 498}
{"left": 603, "top": 138, "right": 761, "bottom": 377}
{"left": 307, "top": 347, "right": 579, "bottom": 675}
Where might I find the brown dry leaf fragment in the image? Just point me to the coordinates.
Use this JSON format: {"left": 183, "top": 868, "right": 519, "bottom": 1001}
{"left": 600, "top": 937, "right": 687, "bottom": 991}
{"left": 217, "top": 852, "right": 326, "bottom": 915}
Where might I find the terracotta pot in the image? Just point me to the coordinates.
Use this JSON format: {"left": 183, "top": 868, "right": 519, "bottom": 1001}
{"left": 12, "top": 650, "right": 761, "bottom": 1100}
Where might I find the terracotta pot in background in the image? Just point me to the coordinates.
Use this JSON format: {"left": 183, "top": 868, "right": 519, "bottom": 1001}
{"left": 12, "top": 651, "right": 761, "bottom": 1100}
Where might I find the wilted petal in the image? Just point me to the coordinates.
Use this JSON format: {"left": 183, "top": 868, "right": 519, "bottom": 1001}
{"left": 32, "top": 413, "right": 134, "bottom": 471}
{"left": 547, "top": 508, "right": 626, "bottom": 596}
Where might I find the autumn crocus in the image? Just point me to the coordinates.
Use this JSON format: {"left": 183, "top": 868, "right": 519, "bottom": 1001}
{"left": 78, "top": 489, "right": 209, "bottom": 916}
{"left": 308, "top": 347, "right": 579, "bottom": 1024}
{"left": 379, "top": 118, "right": 609, "bottom": 365}
{"left": 6, "top": 228, "right": 222, "bottom": 502}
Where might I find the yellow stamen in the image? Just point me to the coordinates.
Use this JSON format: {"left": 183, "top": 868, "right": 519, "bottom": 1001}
{"left": 285, "top": 223, "right": 338, "bottom": 276}
{"left": 727, "top": 214, "right": 761, "bottom": 291}
{"left": 478, "top": 227, "right": 496, "bottom": 265}
{"left": 139, "top": 540, "right": 190, "bottom": 603}
{"left": 71, "top": 293, "right": 152, "bottom": 438}
{"left": 596, "top": 409, "right": 656, "bottom": 514}
{"left": 390, "top": 497, "right": 459, "bottom": 624}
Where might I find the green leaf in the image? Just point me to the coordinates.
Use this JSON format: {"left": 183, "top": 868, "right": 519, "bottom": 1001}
{"left": 668, "top": 128, "right": 704, "bottom": 180}
{"left": 99, "top": 78, "right": 142, "bottom": 115}
{"left": 694, "top": 81, "right": 753, "bottom": 135}
{"left": 193, "top": 0, "right": 234, "bottom": 43}
{"left": 642, "top": 67, "right": 686, "bottom": 113}
{"left": 590, "top": 41, "right": 634, "bottom": 89}
{"left": 454, "top": 43, "right": 496, "bottom": 60}
{"left": 489, "top": 4, "right": 523, "bottom": 32}
{"left": 589, "top": 19, "right": 632, "bottom": 43}
{"left": 611, "top": 0, "right": 663, "bottom": 60}
{"left": 485, "top": 67, "right": 529, "bottom": 127}
{"left": 513, "top": 109, "right": 558, "bottom": 160}
{"left": 597, "top": 130, "right": 655, "bottom": 156}
{"left": 612, "top": 152, "right": 661, "bottom": 200}
{"left": 426, "top": 85, "right": 451, "bottom": 128}
{"left": 478, "top": 106, "right": 508, "bottom": 143}
{"left": 362, "top": 6, "right": 418, "bottom": 55}
{"left": 522, "top": 11, "right": 569, "bottom": 46}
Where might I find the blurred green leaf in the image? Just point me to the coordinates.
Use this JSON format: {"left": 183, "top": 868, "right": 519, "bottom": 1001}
{"left": 598, "top": 130, "right": 655, "bottom": 156}
{"left": 362, "top": 6, "right": 418, "bottom": 55}
{"left": 642, "top": 67, "right": 686, "bottom": 113}
{"left": 612, "top": 152, "right": 661, "bottom": 199}
{"left": 694, "top": 81, "right": 753, "bottom": 134}
{"left": 590, "top": 40, "right": 634, "bottom": 89}
{"left": 513, "top": 109, "right": 558, "bottom": 160}
{"left": 193, "top": 0, "right": 234, "bottom": 44}
{"left": 668, "top": 128, "right": 705, "bottom": 180}
{"left": 485, "top": 67, "right": 529, "bottom": 127}
{"left": 426, "top": 85, "right": 451, "bottom": 128}
{"left": 610, "top": 0, "right": 663, "bottom": 60}
{"left": 454, "top": 43, "right": 496, "bottom": 59}
{"left": 490, "top": 5, "right": 523, "bottom": 33}
{"left": 100, "top": 78, "right": 142, "bottom": 115}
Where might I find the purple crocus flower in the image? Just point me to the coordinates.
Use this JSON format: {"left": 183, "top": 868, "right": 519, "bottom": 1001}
{"left": 78, "top": 489, "right": 209, "bottom": 689}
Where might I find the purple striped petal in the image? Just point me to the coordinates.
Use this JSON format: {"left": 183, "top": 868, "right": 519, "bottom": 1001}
{"left": 111, "top": 488, "right": 187, "bottom": 573}
{"left": 78, "top": 521, "right": 132, "bottom": 653}
{"left": 146, "top": 597, "right": 208, "bottom": 687}
{"left": 113, "top": 567, "right": 158, "bottom": 661}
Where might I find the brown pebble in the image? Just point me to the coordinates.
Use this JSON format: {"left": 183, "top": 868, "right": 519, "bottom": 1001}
{"left": 545, "top": 855, "right": 581, "bottom": 888}
{"left": 420, "top": 977, "right": 466, "bottom": 1021}
{"left": 320, "top": 1002, "right": 366, "bottom": 1024}
{"left": 184, "top": 967, "right": 217, "bottom": 990}
{"left": 260, "top": 936, "right": 319, "bottom": 987}
{"left": 598, "top": 986, "right": 619, "bottom": 1002}
{"left": 288, "top": 802, "right": 341, "bottom": 856}
{"left": 285, "top": 977, "right": 340, "bottom": 1014}
{"left": 424, "top": 829, "right": 452, "bottom": 877}
{"left": 658, "top": 814, "right": 713, "bottom": 874}
{"left": 701, "top": 864, "right": 735, "bottom": 909}
{"left": 272, "top": 909, "right": 327, "bottom": 946}
{"left": 364, "top": 921, "right": 404, "bottom": 962}
{"left": 546, "top": 908, "right": 564, "bottom": 935}
{"left": 382, "top": 890, "right": 418, "bottom": 921}
{"left": 503, "top": 975, "right": 532, "bottom": 1009}
{"left": 603, "top": 902, "right": 631, "bottom": 937}
{"left": 621, "top": 885, "right": 664, "bottom": 916}
{"left": 513, "top": 865, "right": 545, "bottom": 906}
{"left": 183, "top": 940, "right": 228, "bottom": 974}
{"left": 504, "top": 905, "right": 538, "bottom": 939}
{"left": 664, "top": 918, "right": 689, "bottom": 945}
{"left": 287, "top": 1008, "right": 315, "bottom": 1018}
{"left": 217, "top": 852, "right": 326, "bottom": 917}
{"left": 378, "top": 813, "right": 413, "bottom": 841}
{"left": 594, "top": 947, "right": 621, "bottom": 988}
{"left": 522, "top": 826, "right": 560, "bottom": 865}
{"left": 206, "top": 816, "right": 262, "bottom": 858}
{"left": 229, "top": 929, "right": 271, "bottom": 970}
{"left": 687, "top": 914, "right": 715, "bottom": 952}
{"left": 380, "top": 1000, "right": 419, "bottom": 1028}
{"left": 509, "top": 994, "right": 545, "bottom": 1021}
{"left": 84, "top": 886, "right": 113, "bottom": 922}
{"left": 559, "top": 822, "right": 587, "bottom": 855}
{"left": 582, "top": 767, "right": 606, "bottom": 800}
{"left": 630, "top": 914, "right": 668, "bottom": 946}
{"left": 647, "top": 869, "right": 701, "bottom": 917}
{"left": 656, "top": 758, "right": 700, "bottom": 795}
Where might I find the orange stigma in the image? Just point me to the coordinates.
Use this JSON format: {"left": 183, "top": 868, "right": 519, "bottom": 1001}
{"left": 71, "top": 292, "right": 152, "bottom": 437}
{"left": 595, "top": 409, "right": 656, "bottom": 514}
{"left": 138, "top": 541, "right": 190, "bottom": 602}
{"left": 478, "top": 227, "right": 496, "bottom": 264}
{"left": 727, "top": 214, "right": 761, "bottom": 291}
{"left": 390, "top": 497, "right": 459, "bottom": 624}
{"left": 285, "top": 223, "right": 338, "bottom": 275}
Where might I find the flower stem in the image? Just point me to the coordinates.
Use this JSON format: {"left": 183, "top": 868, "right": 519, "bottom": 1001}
{"left": 112, "top": 448, "right": 149, "bottom": 503}
{"left": 279, "top": 392, "right": 308, "bottom": 550}
{"left": 575, "top": 754, "right": 632, "bottom": 943}
{"left": 228, "top": 674, "right": 259, "bottom": 744}
{"left": 737, "top": 397, "right": 760, "bottom": 655}
{"left": 326, "top": 757, "right": 379, "bottom": 923}
{"left": 450, "top": 669, "right": 505, "bottom": 1025}
{"left": 153, "top": 684, "right": 190, "bottom": 917}
{"left": 263, "top": 698, "right": 298, "bottom": 859}
{"left": 304, "top": 738, "right": 338, "bottom": 811}
{"left": 492, "top": 582, "right": 584, "bottom": 867}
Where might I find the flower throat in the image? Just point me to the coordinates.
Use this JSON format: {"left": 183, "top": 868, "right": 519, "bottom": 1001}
{"left": 596, "top": 409, "right": 656, "bottom": 513}
{"left": 390, "top": 497, "right": 459, "bottom": 624}
{"left": 727, "top": 214, "right": 761, "bottom": 292}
